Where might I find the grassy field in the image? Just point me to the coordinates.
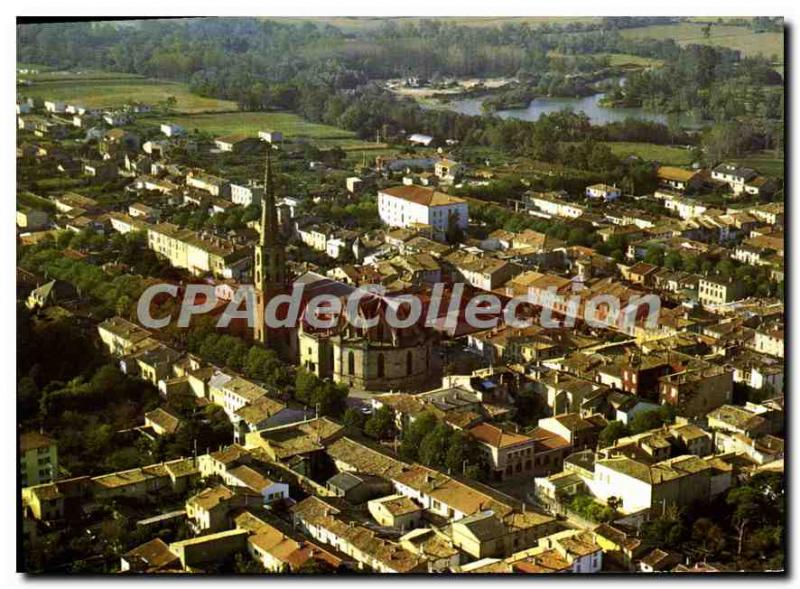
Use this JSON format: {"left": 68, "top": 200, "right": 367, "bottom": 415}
{"left": 21, "top": 69, "right": 145, "bottom": 82}
{"left": 620, "top": 22, "right": 784, "bottom": 60}
{"left": 560, "top": 142, "right": 693, "bottom": 167}
{"left": 548, "top": 51, "right": 663, "bottom": 68}
{"left": 604, "top": 53, "right": 664, "bottom": 68}
{"left": 603, "top": 142, "right": 694, "bottom": 166}
{"left": 20, "top": 75, "right": 236, "bottom": 113}
{"left": 144, "top": 112, "right": 350, "bottom": 138}
{"left": 729, "top": 151, "right": 784, "bottom": 178}
{"left": 143, "top": 111, "right": 388, "bottom": 151}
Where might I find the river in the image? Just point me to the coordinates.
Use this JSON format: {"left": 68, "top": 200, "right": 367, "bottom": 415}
{"left": 435, "top": 93, "right": 696, "bottom": 127}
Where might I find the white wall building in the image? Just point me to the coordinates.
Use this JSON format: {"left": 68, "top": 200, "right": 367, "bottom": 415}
{"left": 161, "top": 123, "right": 186, "bottom": 137}
{"left": 585, "top": 184, "right": 621, "bottom": 202}
{"left": 377, "top": 185, "right": 468, "bottom": 236}
{"left": 230, "top": 182, "right": 264, "bottom": 207}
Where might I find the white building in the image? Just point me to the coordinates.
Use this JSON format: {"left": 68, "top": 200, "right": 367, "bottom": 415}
{"left": 711, "top": 163, "right": 757, "bottom": 195}
{"left": 752, "top": 327, "right": 784, "bottom": 359}
{"left": 409, "top": 133, "right": 433, "bottom": 146}
{"left": 663, "top": 196, "right": 707, "bottom": 220}
{"left": 434, "top": 158, "right": 462, "bottom": 184}
{"left": 223, "top": 465, "right": 289, "bottom": 504}
{"left": 44, "top": 100, "right": 66, "bottom": 113}
{"left": 346, "top": 177, "right": 363, "bottom": 193}
{"left": 326, "top": 237, "right": 348, "bottom": 260}
{"left": 160, "top": 123, "right": 186, "bottom": 137}
{"left": 103, "top": 112, "right": 131, "bottom": 126}
{"left": 208, "top": 370, "right": 268, "bottom": 422}
{"left": 585, "top": 184, "right": 621, "bottom": 202}
{"left": 377, "top": 185, "right": 468, "bottom": 236}
{"left": 258, "top": 130, "right": 283, "bottom": 144}
{"left": 230, "top": 182, "right": 264, "bottom": 207}
{"left": 528, "top": 194, "right": 585, "bottom": 219}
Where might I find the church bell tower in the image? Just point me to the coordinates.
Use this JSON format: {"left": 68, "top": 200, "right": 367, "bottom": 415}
{"left": 254, "top": 146, "right": 287, "bottom": 345}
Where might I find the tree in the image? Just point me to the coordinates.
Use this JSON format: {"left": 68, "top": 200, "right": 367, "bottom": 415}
{"left": 342, "top": 408, "right": 366, "bottom": 432}
{"left": 642, "top": 513, "right": 685, "bottom": 548}
{"left": 164, "top": 95, "right": 178, "bottom": 112}
{"left": 664, "top": 250, "right": 683, "bottom": 271}
{"left": 691, "top": 517, "right": 725, "bottom": 560}
{"left": 643, "top": 245, "right": 664, "bottom": 266}
{"left": 364, "top": 407, "right": 395, "bottom": 440}
{"left": 629, "top": 405, "right": 674, "bottom": 434}
{"left": 244, "top": 346, "right": 288, "bottom": 390}
{"left": 445, "top": 210, "right": 464, "bottom": 244}
{"left": 294, "top": 368, "right": 319, "bottom": 406}
{"left": 727, "top": 486, "right": 762, "bottom": 558}
{"left": 399, "top": 412, "right": 437, "bottom": 461}
{"left": 418, "top": 424, "right": 451, "bottom": 467}
{"left": 444, "top": 429, "right": 480, "bottom": 475}
{"left": 514, "top": 388, "right": 547, "bottom": 427}
{"left": 598, "top": 420, "right": 629, "bottom": 447}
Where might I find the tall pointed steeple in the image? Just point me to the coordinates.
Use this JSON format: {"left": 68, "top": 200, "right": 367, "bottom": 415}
{"left": 254, "top": 145, "right": 287, "bottom": 345}
{"left": 259, "top": 147, "right": 279, "bottom": 247}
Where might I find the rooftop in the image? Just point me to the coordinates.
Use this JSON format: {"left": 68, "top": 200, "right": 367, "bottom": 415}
{"left": 369, "top": 494, "right": 422, "bottom": 517}
{"left": 468, "top": 423, "right": 532, "bottom": 449}
{"left": 20, "top": 431, "right": 55, "bottom": 453}
{"left": 380, "top": 185, "right": 465, "bottom": 207}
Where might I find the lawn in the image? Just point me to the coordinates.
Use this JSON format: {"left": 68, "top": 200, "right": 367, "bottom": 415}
{"left": 143, "top": 111, "right": 387, "bottom": 152}
{"left": 620, "top": 22, "right": 784, "bottom": 60}
{"left": 21, "top": 76, "right": 236, "bottom": 113}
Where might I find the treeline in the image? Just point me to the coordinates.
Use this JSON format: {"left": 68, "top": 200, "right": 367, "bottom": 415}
{"left": 602, "top": 48, "right": 783, "bottom": 121}
{"left": 18, "top": 18, "right": 782, "bottom": 159}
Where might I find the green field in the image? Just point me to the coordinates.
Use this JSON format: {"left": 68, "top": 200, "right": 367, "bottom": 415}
{"left": 561, "top": 142, "right": 693, "bottom": 167}
{"left": 548, "top": 51, "right": 663, "bottom": 68}
{"left": 620, "top": 22, "right": 784, "bottom": 60}
{"left": 144, "top": 112, "right": 388, "bottom": 151}
{"left": 20, "top": 75, "right": 236, "bottom": 113}
{"left": 604, "top": 142, "right": 694, "bottom": 166}
{"left": 21, "top": 69, "right": 145, "bottom": 82}
{"left": 575, "top": 141, "right": 783, "bottom": 177}
{"left": 729, "top": 151, "right": 784, "bottom": 178}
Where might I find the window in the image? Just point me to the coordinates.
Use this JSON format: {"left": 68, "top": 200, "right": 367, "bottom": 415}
{"left": 377, "top": 354, "right": 385, "bottom": 379}
{"left": 406, "top": 351, "right": 413, "bottom": 376}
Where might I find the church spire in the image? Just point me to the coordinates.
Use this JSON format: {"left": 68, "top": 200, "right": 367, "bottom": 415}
{"left": 253, "top": 143, "right": 287, "bottom": 346}
{"left": 260, "top": 145, "right": 279, "bottom": 246}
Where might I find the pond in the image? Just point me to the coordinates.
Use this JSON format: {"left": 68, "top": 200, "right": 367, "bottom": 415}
{"left": 437, "top": 93, "right": 697, "bottom": 127}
